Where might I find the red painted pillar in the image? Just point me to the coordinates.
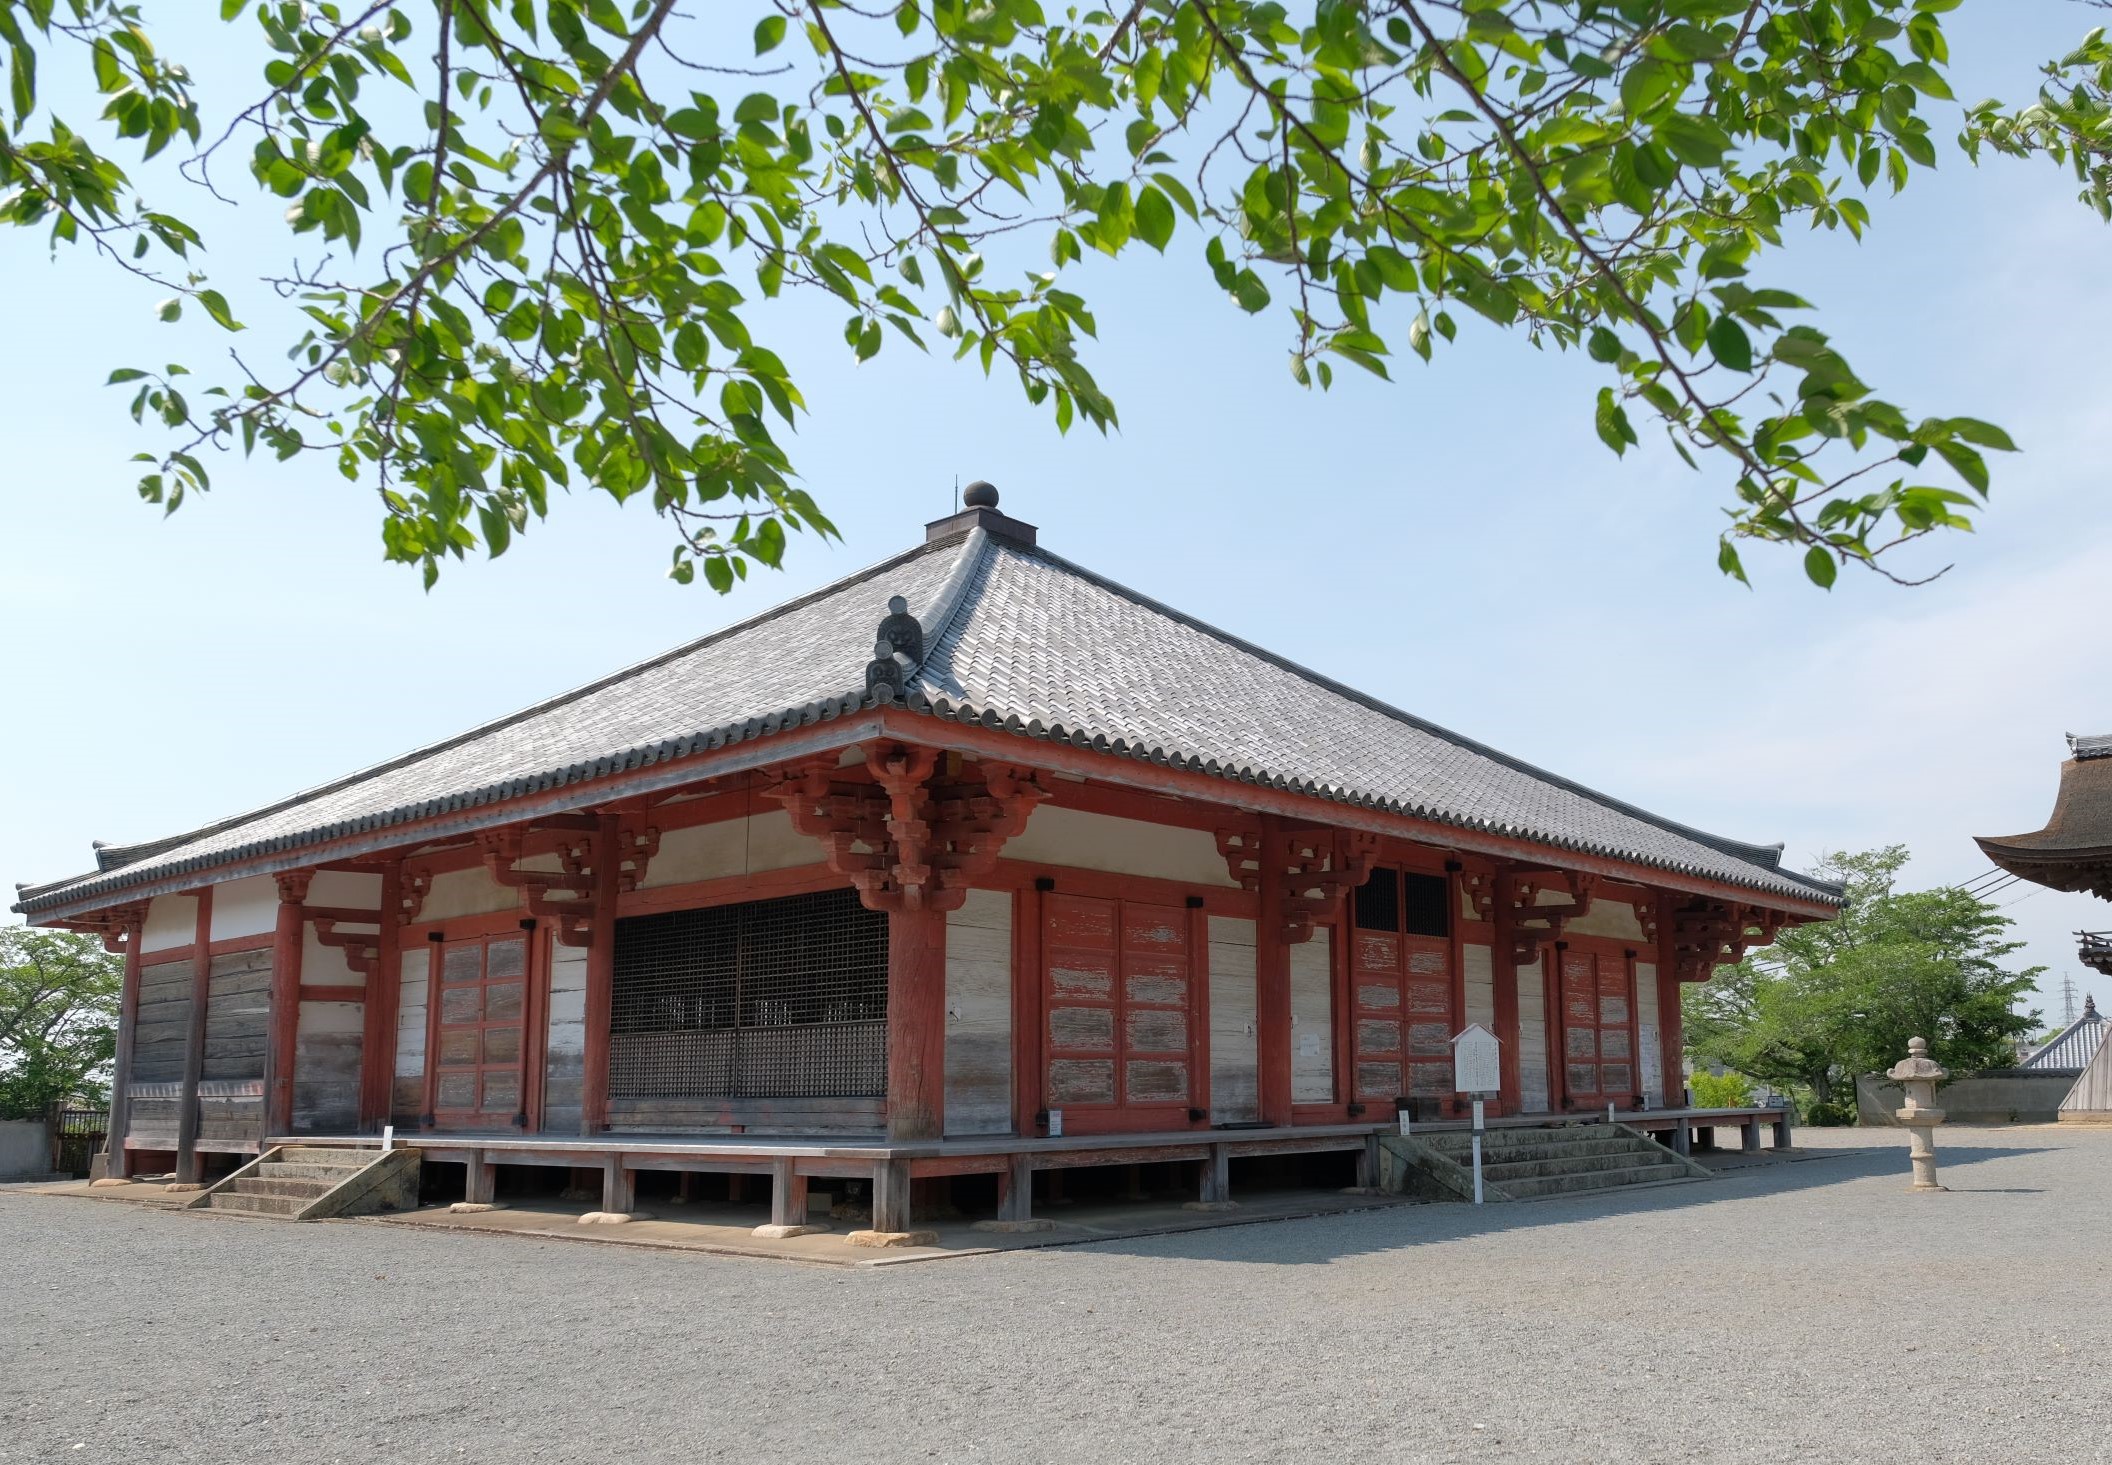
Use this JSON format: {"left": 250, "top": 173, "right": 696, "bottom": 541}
{"left": 265, "top": 873, "right": 310, "bottom": 1138}
{"left": 104, "top": 912, "right": 145, "bottom": 1178}
{"left": 174, "top": 888, "right": 214, "bottom": 1185}
{"left": 1255, "top": 820, "right": 1292, "bottom": 1128}
{"left": 887, "top": 902, "right": 948, "bottom": 1141}
{"left": 580, "top": 813, "right": 621, "bottom": 1135}
{"left": 358, "top": 865, "right": 402, "bottom": 1130}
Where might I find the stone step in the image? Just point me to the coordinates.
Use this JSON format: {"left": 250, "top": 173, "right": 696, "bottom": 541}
{"left": 230, "top": 1176, "right": 337, "bottom": 1200}
{"left": 1479, "top": 1149, "right": 1681, "bottom": 1184}
{"left": 1499, "top": 1164, "right": 1700, "bottom": 1200}
{"left": 275, "top": 1147, "right": 380, "bottom": 1168}
{"left": 258, "top": 1161, "right": 369, "bottom": 1181}
{"left": 208, "top": 1191, "right": 306, "bottom": 1217}
{"left": 1422, "top": 1135, "right": 1642, "bottom": 1163}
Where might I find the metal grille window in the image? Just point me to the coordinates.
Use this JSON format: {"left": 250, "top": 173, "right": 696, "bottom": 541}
{"left": 1401, "top": 872, "right": 1451, "bottom": 939}
{"left": 610, "top": 887, "right": 888, "bottom": 1101}
{"left": 1355, "top": 867, "right": 1451, "bottom": 939}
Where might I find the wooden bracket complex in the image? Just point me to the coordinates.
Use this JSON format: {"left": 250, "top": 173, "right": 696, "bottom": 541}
{"left": 1671, "top": 899, "right": 1784, "bottom": 982}
{"left": 1216, "top": 826, "right": 1378, "bottom": 943}
{"left": 1502, "top": 870, "right": 1598, "bottom": 965}
{"left": 57, "top": 902, "right": 149, "bottom": 954}
{"left": 764, "top": 744, "right": 1048, "bottom": 913}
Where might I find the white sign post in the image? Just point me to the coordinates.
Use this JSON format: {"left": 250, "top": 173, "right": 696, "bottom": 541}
{"left": 1452, "top": 1025, "right": 1502, "bottom": 1207}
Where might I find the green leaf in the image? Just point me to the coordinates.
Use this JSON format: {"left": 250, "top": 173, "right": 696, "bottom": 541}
{"left": 156, "top": 298, "right": 182, "bottom": 323}
{"left": 1706, "top": 316, "right": 1754, "bottom": 372}
{"left": 1587, "top": 326, "right": 1622, "bottom": 363}
{"left": 197, "top": 289, "right": 244, "bottom": 332}
{"left": 1620, "top": 59, "right": 1686, "bottom": 119}
{"left": 1946, "top": 417, "right": 2017, "bottom": 452}
{"left": 754, "top": 15, "right": 787, "bottom": 54}
{"left": 1803, "top": 546, "right": 1838, "bottom": 589}
{"left": 1134, "top": 185, "right": 1174, "bottom": 252}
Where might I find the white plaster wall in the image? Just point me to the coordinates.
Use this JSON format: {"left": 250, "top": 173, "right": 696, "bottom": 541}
{"left": 1208, "top": 915, "right": 1259, "bottom": 1124}
{"left": 1517, "top": 958, "right": 1549, "bottom": 1113}
{"left": 1290, "top": 929, "right": 1333, "bottom": 1105}
{"left": 944, "top": 889, "right": 1013, "bottom": 1137}
{"left": 1463, "top": 943, "right": 1496, "bottom": 1031}
{"left": 141, "top": 894, "right": 198, "bottom": 952}
{"left": 308, "top": 870, "right": 382, "bottom": 908}
{"left": 420, "top": 865, "right": 518, "bottom": 922}
{"left": 1636, "top": 961, "right": 1664, "bottom": 1106}
{"left": 300, "top": 925, "right": 362, "bottom": 987}
{"left": 636, "top": 809, "right": 822, "bottom": 889}
{"left": 209, "top": 875, "right": 279, "bottom": 941}
{"left": 1004, "top": 807, "right": 1239, "bottom": 888}
{"left": 1535, "top": 887, "right": 1647, "bottom": 942}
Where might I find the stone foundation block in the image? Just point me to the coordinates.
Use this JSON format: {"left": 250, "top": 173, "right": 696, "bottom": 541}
{"left": 579, "top": 1211, "right": 652, "bottom": 1225}
{"left": 847, "top": 1229, "right": 939, "bottom": 1248}
{"left": 449, "top": 1202, "right": 505, "bottom": 1214}
{"left": 751, "top": 1223, "right": 828, "bottom": 1240}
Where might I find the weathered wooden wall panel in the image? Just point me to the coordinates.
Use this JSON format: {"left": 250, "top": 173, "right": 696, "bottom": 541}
{"left": 203, "top": 948, "right": 270, "bottom": 1082}
{"left": 1005, "top": 806, "right": 1240, "bottom": 888}
{"left": 1208, "top": 915, "right": 1259, "bottom": 1123}
{"left": 1517, "top": 957, "right": 1550, "bottom": 1113}
{"left": 1290, "top": 929, "right": 1334, "bottom": 1105}
{"left": 636, "top": 810, "right": 821, "bottom": 889}
{"left": 131, "top": 957, "right": 194, "bottom": 1088}
{"left": 1635, "top": 960, "right": 1663, "bottom": 1106}
{"left": 544, "top": 945, "right": 588, "bottom": 1133}
{"left": 944, "top": 888, "right": 1013, "bottom": 1137}
{"left": 294, "top": 999, "right": 363, "bottom": 1134}
{"left": 393, "top": 948, "right": 428, "bottom": 1121}
{"left": 140, "top": 895, "right": 197, "bottom": 954}
{"left": 1463, "top": 943, "right": 1496, "bottom": 1030}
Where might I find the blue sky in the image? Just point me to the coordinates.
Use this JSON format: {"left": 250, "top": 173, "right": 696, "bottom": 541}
{"left": 3, "top": 3, "right": 2107, "bottom": 1025}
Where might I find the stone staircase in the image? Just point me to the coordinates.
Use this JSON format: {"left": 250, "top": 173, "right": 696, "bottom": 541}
{"left": 191, "top": 1145, "right": 419, "bottom": 1220}
{"left": 1405, "top": 1123, "right": 1710, "bottom": 1201}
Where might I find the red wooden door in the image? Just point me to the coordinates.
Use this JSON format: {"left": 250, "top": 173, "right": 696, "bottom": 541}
{"left": 1042, "top": 894, "right": 1197, "bottom": 1133}
{"left": 430, "top": 933, "right": 530, "bottom": 1128}
{"left": 1558, "top": 948, "right": 1638, "bottom": 1109}
{"left": 1351, "top": 929, "right": 1454, "bottom": 1104}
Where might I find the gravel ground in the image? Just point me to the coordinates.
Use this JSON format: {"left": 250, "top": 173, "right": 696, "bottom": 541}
{"left": 3, "top": 1126, "right": 2107, "bottom": 1465}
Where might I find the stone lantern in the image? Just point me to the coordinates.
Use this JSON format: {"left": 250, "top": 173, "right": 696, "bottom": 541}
{"left": 1886, "top": 1036, "right": 1948, "bottom": 1193}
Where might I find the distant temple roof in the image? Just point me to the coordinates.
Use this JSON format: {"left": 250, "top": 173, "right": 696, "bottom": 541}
{"left": 14, "top": 494, "right": 1841, "bottom": 920}
{"left": 1975, "top": 734, "right": 2112, "bottom": 901}
{"left": 2021, "top": 995, "right": 2107, "bottom": 1071}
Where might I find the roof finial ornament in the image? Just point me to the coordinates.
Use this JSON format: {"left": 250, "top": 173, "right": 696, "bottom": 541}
{"left": 877, "top": 594, "right": 924, "bottom": 665}
{"left": 962, "top": 479, "right": 999, "bottom": 509}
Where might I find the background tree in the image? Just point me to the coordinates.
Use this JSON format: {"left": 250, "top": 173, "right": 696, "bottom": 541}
{"left": 0, "top": 926, "right": 122, "bottom": 1117}
{"left": 2, "top": 2, "right": 2099, "bottom": 589}
{"left": 1683, "top": 846, "right": 2041, "bottom": 1114}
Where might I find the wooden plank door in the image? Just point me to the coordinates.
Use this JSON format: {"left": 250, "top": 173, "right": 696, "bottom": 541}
{"left": 429, "top": 933, "right": 530, "bottom": 1129}
{"left": 1042, "top": 894, "right": 1198, "bottom": 1133}
{"left": 1350, "top": 929, "right": 1454, "bottom": 1105}
{"left": 1558, "top": 948, "right": 1638, "bottom": 1110}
